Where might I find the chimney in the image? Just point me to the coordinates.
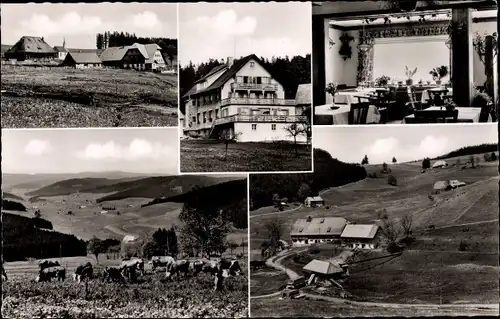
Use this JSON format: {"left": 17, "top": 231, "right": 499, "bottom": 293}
{"left": 227, "top": 56, "right": 234, "bottom": 68}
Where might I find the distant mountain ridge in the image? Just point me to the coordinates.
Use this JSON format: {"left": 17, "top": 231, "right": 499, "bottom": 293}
{"left": 434, "top": 143, "right": 498, "bottom": 160}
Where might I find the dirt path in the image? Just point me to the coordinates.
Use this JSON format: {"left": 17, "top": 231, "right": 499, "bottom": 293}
{"left": 265, "top": 249, "right": 301, "bottom": 280}
{"left": 104, "top": 225, "right": 136, "bottom": 237}
{"left": 250, "top": 205, "right": 303, "bottom": 218}
{"left": 425, "top": 219, "right": 499, "bottom": 231}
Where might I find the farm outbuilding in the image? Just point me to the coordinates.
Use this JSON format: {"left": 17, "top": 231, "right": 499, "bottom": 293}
{"left": 5, "top": 36, "right": 57, "bottom": 61}
{"left": 290, "top": 216, "right": 347, "bottom": 246}
{"left": 62, "top": 52, "right": 102, "bottom": 69}
{"left": 432, "top": 160, "right": 448, "bottom": 168}
{"left": 304, "top": 196, "right": 324, "bottom": 207}
{"left": 340, "top": 224, "right": 380, "bottom": 249}
{"left": 302, "top": 259, "right": 346, "bottom": 284}
{"left": 433, "top": 180, "right": 453, "bottom": 193}
{"left": 54, "top": 46, "right": 68, "bottom": 61}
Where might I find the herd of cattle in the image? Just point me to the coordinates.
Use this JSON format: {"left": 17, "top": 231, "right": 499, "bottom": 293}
{"left": 2, "top": 256, "right": 243, "bottom": 291}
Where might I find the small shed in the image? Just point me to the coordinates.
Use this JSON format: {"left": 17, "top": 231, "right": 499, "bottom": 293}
{"left": 302, "top": 259, "right": 345, "bottom": 284}
{"left": 433, "top": 180, "right": 452, "bottom": 192}
{"left": 304, "top": 196, "right": 324, "bottom": 207}
{"left": 449, "top": 180, "right": 466, "bottom": 188}
{"left": 432, "top": 160, "right": 448, "bottom": 168}
{"left": 62, "top": 52, "right": 102, "bottom": 69}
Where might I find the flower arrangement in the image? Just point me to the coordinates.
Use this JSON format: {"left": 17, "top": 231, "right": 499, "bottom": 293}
{"left": 375, "top": 75, "right": 391, "bottom": 87}
{"left": 404, "top": 66, "right": 417, "bottom": 85}
{"left": 472, "top": 31, "right": 498, "bottom": 63}
{"left": 429, "top": 65, "right": 448, "bottom": 84}
{"left": 325, "top": 83, "right": 338, "bottom": 98}
{"left": 339, "top": 33, "right": 355, "bottom": 60}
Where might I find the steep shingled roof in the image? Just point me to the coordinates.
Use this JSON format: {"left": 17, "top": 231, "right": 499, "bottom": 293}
{"left": 182, "top": 54, "right": 280, "bottom": 99}
{"left": 340, "top": 224, "right": 379, "bottom": 239}
{"left": 290, "top": 217, "right": 347, "bottom": 237}
{"left": 64, "top": 52, "right": 102, "bottom": 64}
{"left": 295, "top": 83, "right": 312, "bottom": 106}
{"left": 7, "top": 36, "right": 56, "bottom": 54}
{"left": 99, "top": 46, "right": 129, "bottom": 62}
{"left": 144, "top": 43, "right": 163, "bottom": 64}
{"left": 303, "top": 259, "right": 343, "bottom": 275}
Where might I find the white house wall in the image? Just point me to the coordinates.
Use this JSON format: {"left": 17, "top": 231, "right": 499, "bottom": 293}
{"left": 234, "top": 122, "right": 307, "bottom": 143}
{"left": 234, "top": 59, "right": 286, "bottom": 99}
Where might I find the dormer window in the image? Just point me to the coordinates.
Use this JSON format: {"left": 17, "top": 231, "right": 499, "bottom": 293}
{"left": 250, "top": 62, "right": 255, "bottom": 68}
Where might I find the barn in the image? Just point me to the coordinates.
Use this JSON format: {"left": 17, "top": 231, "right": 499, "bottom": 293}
{"left": 5, "top": 36, "right": 57, "bottom": 61}
{"left": 433, "top": 180, "right": 452, "bottom": 193}
{"left": 340, "top": 224, "right": 380, "bottom": 249}
{"left": 304, "top": 196, "right": 324, "bottom": 207}
{"left": 62, "top": 52, "right": 102, "bottom": 69}
{"left": 290, "top": 216, "right": 347, "bottom": 246}
{"left": 302, "top": 259, "right": 346, "bottom": 284}
{"left": 432, "top": 160, "right": 448, "bottom": 168}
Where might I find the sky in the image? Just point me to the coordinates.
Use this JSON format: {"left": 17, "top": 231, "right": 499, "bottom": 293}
{"left": 1, "top": 128, "right": 178, "bottom": 174}
{"left": 1, "top": 3, "right": 177, "bottom": 49}
{"left": 178, "top": 2, "right": 311, "bottom": 65}
{"left": 314, "top": 124, "right": 498, "bottom": 164}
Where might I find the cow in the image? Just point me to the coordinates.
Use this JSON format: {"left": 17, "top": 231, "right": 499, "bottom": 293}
{"left": 120, "top": 257, "right": 144, "bottom": 276}
{"left": 73, "top": 262, "right": 93, "bottom": 283}
{"left": 150, "top": 256, "right": 172, "bottom": 271}
{"left": 203, "top": 258, "right": 242, "bottom": 277}
{"left": 191, "top": 260, "right": 205, "bottom": 276}
{"left": 164, "top": 258, "right": 191, "bottom": 281}
{"left": 102, "top": 266, "right": 125, "bottom": 283}
{"left": 39, "top": 260, "right": 60, "bottom": 272}
{"left": 36, "top": 266, "right": 66, "bottom": 282}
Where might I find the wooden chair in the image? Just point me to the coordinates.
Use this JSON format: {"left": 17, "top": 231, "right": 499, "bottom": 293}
{"left": 314, "top": 114, "right": 333, "bottom": 125}
{"left": 478, "top": 102, "right": 493, "bottom": 123}
{"left": 349, "top": 102, "right": 370, "bottom": 125}
{"left": 413, "top": 109, "right": 458, "bottom": 123}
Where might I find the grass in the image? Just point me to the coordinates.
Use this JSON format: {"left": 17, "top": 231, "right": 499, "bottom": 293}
{"left": 250, "top": 267, "right": 288, "bottom": 296}
{"left": 1, "top": 66, "right": 178, "bottom": 128}
{"left": 3, "top": 256, "right": 248, "bottom": 318}
{"left": 180, "top": 140, "right": 312, "bottom": 172}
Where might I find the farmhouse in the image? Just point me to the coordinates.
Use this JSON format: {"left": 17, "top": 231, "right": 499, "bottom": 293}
{"left": 290, "top": 216, "right": 347, "bottom": 246}
{"left": 62, "top": 52, "right": 102, "bottom": 69}
{"left": 340, "top": 224, "right": 380, "bottom": 249}
{"left": 305, "top": 196, "right": 324, "bottom": 207}
{"left": 181, "top": 54, "right": 308, "bottom": 142}
{"left": 98, "top": 43, "right": 165, "bottom": 71}
{"left": 5, "top": 36, "right": 57, "bottom": 61}
{"left": 432, "top": 160, "right": 448, "bottom": 168}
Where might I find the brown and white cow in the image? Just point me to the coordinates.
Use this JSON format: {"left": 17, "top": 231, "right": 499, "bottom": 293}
{"left": 36, "top": 266, "right": 66, "bottom": 282}
{"left": 120, "top": 257, "right": 144, "bottom": 276}
{"left": 164, "top": 258, "right": 192, "bottom": 281}
{"left": 39, "top": 260, "right": 60, "bottom": 272}
{"left": 102, "top": 266, "right": 126, "bottom": 283}
{"left": 73, "top": 262, "right": 93, "bottom": 283}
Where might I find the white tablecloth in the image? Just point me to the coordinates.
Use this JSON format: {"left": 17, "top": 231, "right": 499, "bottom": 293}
{"left": 421, "top": 88, "right": 453, "bottom": 103}
{"left": 315, "top": 104, "right": 381, "bottom": 125}
{"left": 403, "top": 106, "right": 487, "bottom": 123}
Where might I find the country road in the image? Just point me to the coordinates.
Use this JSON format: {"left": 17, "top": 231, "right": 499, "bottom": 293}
{"left": 250, "top": 204, "right": 303, "bottom": 218}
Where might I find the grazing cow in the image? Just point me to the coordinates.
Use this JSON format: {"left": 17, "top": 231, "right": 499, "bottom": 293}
{"left": 39, "top": 260, "right": 60, "bottom": 272}
{"left": 120, "top": 257, "right": 144, "bottom": 276}
{"left": 150, "top": 256, "right": 172, "bottom": 271}
{"left": 164, "top": 258, "right": 191, "bottom": 281}
{"left": 36, "top": 266, "right": 65, "bottom": 282}
{"left": 191, "top": 260, "right": 205, "bottom": 276}
{"left": 102, "top": 266, "right": 125, "bottom": 283}
{"left": 73, "top": 262, "right": 93, "bottom": 282}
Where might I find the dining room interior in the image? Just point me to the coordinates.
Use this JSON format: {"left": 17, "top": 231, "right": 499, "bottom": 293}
{"left": 312, "top": 0, "right": 498, "bottom": 125}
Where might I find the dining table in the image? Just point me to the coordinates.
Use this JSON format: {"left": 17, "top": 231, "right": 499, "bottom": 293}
{"left": 421, "top": 87, "right": 453, "bottom": 104}
{"left": 403, "top": 106, "right": 489, "bottom": 123}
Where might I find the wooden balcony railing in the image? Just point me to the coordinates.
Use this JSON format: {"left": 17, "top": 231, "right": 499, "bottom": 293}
{"left": 231, "top": 82, "right": 278, "bottom": 91}
{"left": 213, "top": 114, "right": 306, "bottom": 125}
{"left": 220, "top": 97, "right": 296, "bottom": 107}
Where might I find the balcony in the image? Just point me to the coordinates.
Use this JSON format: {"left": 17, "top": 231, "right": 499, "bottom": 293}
{"left": 214, "top": 114, "right": 307, "bottom": 125}
{"left": 220, "top": 97, "right": 295, "bottom": 107}
{"left": 231, "top": 82, "right": 278, "bottom": 91}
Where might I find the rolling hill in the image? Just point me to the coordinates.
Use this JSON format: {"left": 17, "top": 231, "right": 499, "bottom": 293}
{"left": 2, "top": 191, "right": 24, "bottom": 201}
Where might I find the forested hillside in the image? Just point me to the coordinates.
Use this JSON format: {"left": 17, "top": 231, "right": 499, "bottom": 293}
{"left": 434, "top": 143, "right": 498, "bottom": 160}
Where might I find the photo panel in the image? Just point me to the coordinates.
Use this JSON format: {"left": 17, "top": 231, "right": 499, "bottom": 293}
{"left": 249, "top": 123, "right": 498, "bottom": 317}
{"left": 311, "top": 1, "right": 498, "bottom": 126}
{"left": 1, "top": 127, "right": 249, "bottom": 318}
{"left": 178, "top": 1, "right": 313, "bottom": 173}
{"left": 1, "top": 3, "right": 179, "bottom": 128}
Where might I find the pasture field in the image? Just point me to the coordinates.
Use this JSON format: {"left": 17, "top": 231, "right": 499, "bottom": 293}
{"left": 1, "top": 66, "right": 178, "bottom": 128}
{"left": 249, "top": 153, "right": 499, "bottom": 314}
{"left": 2, "top": 257, "right": 249, "bottom": 318}
{"left": 180, "top": 140, "right": 312, "bottom": 172}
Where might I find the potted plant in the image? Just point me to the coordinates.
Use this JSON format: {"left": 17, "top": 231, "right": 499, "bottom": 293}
{"left": 429, "top": 66, "right": 449, "bottom": 85}
{"left": 404, "top": 66, "right": 417, "bottom": 86}
{"left": 375, "top": 75, "right": 391, "bottom": 87}
{"left": 418, "top": 79, "right": 423, "bottom": 86}
{"left": 325, "top": 83, "right": 338, "bottom": 100}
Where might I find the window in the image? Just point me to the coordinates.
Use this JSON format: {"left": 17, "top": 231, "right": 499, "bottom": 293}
{"left": 197, "top": 114, "right": 200, "bottom": 124}
{"left": 271, "top": 124, "right": 276, "bottom": 131}
{"left": 250, "top": 62, "right": 255, "bottom": 67}
{"left": 252, "top": 124, "right": 257, "bottom": 130}
{"left": 256, "top": 77, "right": 262, "bottom": 84}
{"left": 243, "top": 76, "right": 249, "bottom": 83}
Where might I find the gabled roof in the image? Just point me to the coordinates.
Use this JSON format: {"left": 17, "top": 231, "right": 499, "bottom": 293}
{"left": 54, "top": 46, "right": 68, "bottom": 53}
{"left": 65, "top": 52, "right": 102, "bottom": 64}
{"left": 195, "top": 64, "right": 228, "bottom": 84}
{"left": 290, "top": 217, "right": 347, "bottom": 237}
{"left": 306, "top": 196, "right": 323, "bottom": 202}
{"left": 182, "top": 54, "right": 279, "bottom": 99}
{"left": 144, "top": 43, "right": 164, "bottom": 64}
{"left": 432, "top": 160, "right": 447, "bottom": 167}
{"left": 130, "top": 43, "right": 150, "bottom": 60}
{"left": 7, "top": 36, "right": 56, "bottom": 54}
{"left": 303, "top": 259, "right": 343, "bottom": 275}
{"left": 340, "top": 224, "right": 379, "bottom": 239}
{"left": 99, "top": 46, "right": 129, "bottom": 62}
{"left": 433, "top": 180, "right": 449, "bottom": 190}
{"left": 295, "top": 83, "right": 312, "bottom": 106}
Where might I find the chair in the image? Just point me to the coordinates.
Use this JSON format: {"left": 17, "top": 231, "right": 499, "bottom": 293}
{"left": 413, "top": 109, "right": 458, "bottom": 123}
{"left": 349, "top": 102, "right": 370, "bottom": 124}
{"left": 478, "top": 102, "right": 493, "bottom": 123}
{"left": 314, "top": 114, "right": 333, "bottom": 125}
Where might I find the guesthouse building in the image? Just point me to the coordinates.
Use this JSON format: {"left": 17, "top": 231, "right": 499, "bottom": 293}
{"left": 340, "top": 224, "right": 380, "bottom": 249}
{"left": 181, "top": 54, "right": 308, "bottom": 142}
